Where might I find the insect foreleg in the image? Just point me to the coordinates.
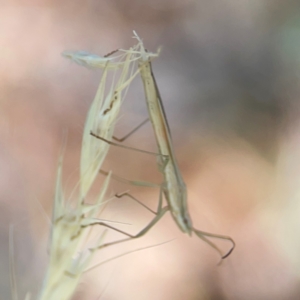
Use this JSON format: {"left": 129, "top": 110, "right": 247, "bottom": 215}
{"left": 99, "top": 169, "right": 160, "bottom": 188}
{"left": 90, "top": 130, "right": 165, "bottom": 159}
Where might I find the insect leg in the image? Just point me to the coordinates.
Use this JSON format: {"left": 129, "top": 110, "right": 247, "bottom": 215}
{"left": 113, "top": 118, "right": 149, "bottom": 142}
{"left": 115, "top": 191, "right": 157, "bottom": 215}
{"left": 91, "top": 131, "right": 163, "bottom": 158}
{"left": 87, "top": 187, "right": 169, "bottom": 251}
{"left": 99, "top": 169, "right": 165, "bottom": 217}
{"left": 103, "top": 49, "right": 120, "bottom": 58}
{"left": 114, "top": 180, "right": 165, "bottom": 216}
{"left": 193, "top": 228, "right": 235, "bottom": 260}
{"left": 99, "top": 169, "right": 159, "bottom": 188}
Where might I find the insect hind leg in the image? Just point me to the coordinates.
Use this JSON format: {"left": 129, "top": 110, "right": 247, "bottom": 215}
{"left": 193, "top": 228, "right": 235, "bottom": 261}
{"left": 88, "top": 188, "right": 169, "bottom": 252}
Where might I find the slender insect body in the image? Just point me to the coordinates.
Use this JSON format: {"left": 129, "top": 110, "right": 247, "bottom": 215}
{"left": 163, "top": 160, "right": 192, "bottom": 234}
{"left": 134, "top": 34, "right": 235, "bottom": 258}
{"left": 138, "top": 58, "right": 194, "bottom": 234}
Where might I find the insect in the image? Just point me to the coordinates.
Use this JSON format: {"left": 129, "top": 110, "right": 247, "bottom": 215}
{"left": 91, "top": 34, "right": 235, "bottom": 260}
{"left": 136, "top": 36, "right": 235, "bottom": 259}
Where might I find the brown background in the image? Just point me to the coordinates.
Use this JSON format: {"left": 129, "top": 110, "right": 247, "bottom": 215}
{"left": 1, "top": 1, "right": 300, "bottom": 299}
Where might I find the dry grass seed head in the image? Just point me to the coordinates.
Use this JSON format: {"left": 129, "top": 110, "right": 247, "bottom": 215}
{"left": 78, "top": 47, "right": 141, "bottom": 198}
{"left": 38, "top": 152, "right": 111, "bottom": 300}
{"left": 39, "top": 38, "right": 156, "bottom": 300}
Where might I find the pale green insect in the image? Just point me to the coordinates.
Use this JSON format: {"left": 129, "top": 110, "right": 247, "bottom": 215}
{"left": 92, "top": 34, "right": 235, "bottom": 260}
{"left": 133, "top": 34, "right": 234, "bottom": 259}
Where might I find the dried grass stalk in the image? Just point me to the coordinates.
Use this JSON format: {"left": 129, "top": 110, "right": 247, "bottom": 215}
{"left": 37, "top": 41, "right": 144, "bottom": 300}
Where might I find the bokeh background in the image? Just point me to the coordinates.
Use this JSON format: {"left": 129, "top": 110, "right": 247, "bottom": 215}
{"left": 2, "top": 1, "right": 300, "bottom": 299}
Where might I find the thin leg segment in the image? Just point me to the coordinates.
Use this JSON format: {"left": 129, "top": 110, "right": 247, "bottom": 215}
{"left": 116, "top": 191, "right": 157, "bottom": 215}
{"left": 99, "top": 169, "right": 160, "bottom": 188}
{"left": 91, "top": 131, "right": 164, "bottom": 158}
{"left": 113, "top": 118, "right": 149, "bottom": 142}
{"left": 88, "top": 187, "right": 169, "bottom": 251}
{"left": 193, "top": 228, "right": 235, "bottom": 260}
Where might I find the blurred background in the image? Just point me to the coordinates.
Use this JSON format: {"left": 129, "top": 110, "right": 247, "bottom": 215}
{"left": 2, "top": 0, "right": 300, "bottom": 299}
